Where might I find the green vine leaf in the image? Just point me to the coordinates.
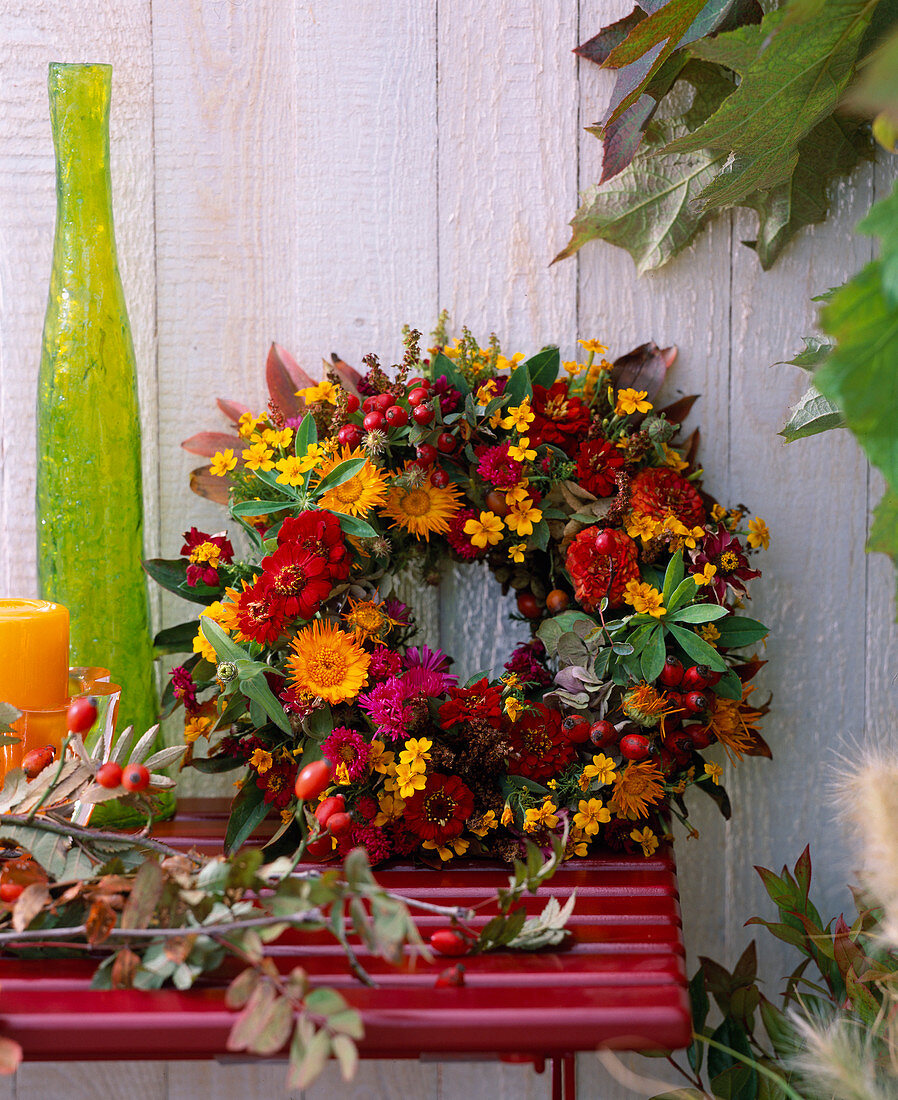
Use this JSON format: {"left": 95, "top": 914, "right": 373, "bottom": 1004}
{"left": 779, "top": 382, "right": 845, "bottom": 442}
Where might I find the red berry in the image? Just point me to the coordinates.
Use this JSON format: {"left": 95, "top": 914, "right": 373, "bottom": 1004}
{"left": 412, "top": 403, "right": 435, "bottom": 426}
{"left": 659, "top": 657, "right": 684, "bottom": 688}
{"left": 373, "top": 393, "right": 394, "bottom": 413}
{"left": 684, "top": 723, "right": 714, "bottom": 749}
{"left": 337, "top": 424, "right": 362, "bottom": 449}
{"left": 295, "top": 759, "right": 333, "bottom": 801}
{"left": 546, "top": 589, "right": 570, "bottom": 613}
{"left": 620, "top": 733, "right": 651, "bottom": 761}
{"left": 305, "top": 835, "right": 334, "bottom": 861}
{"left": 664, "top": 730, "right": 695, "bottom": 762}
{"left": 516, "top": 592, "right": 541, "bottom": 619}
{"left": 327, "top": 812, "right": 353, "bottom": 837}
{"left": 121, "top": 763, "right": 150, "bottom": 792}
{"left": 589, "top": 720, "right": 618, "bottom": 749}
{"left": 66, "top": 696, "right": 98, "bottom": 733}
{"left": 408, "top": 376, "right": 429, "bottom": 391}
{"left": 362, "top": 395, "right": 378, "bottom": 413}
{"left": 344, "top": 394, "right": 360, "bottom": 415}
{"left": 416, "top": 443, "right": 437, "bottom": 466}
{"left": 485, "top": 490, "right": 510, "bottom": 516}
{"left": 684, "top": 691, "right": 710, "bottom": 715}
{"left": 384, "top": 404, "right": 409, "bottom": 428}
{"left": 363, "top": 410, "right": 384, "bottom": 432}
{"left": 0, "top": 883, "right": 23, "bottom": 904}
{"left": 429, "top": 929, "right": 470, "bottom": 957}
{"left": 314, "top": 794, "right": 345, "bottom": 827}
{"left": 96, "top": 762, "right": 123, "bottom": 789}
{"left": 435, "top": 963, "right": 466, "bottom": 988}
{"left": 704, "top": 668, "right": 723, "bottom": 687}
{"left": 594, "top": 529, "right": 615, "bottom": 554}
{"left": 408, "top": 386, "right": 429, "bottom": 407}
{"left": 431, "top": 469, "right": 451, "bottom": 489}
{"left": 561, "top": 715, "right": 590, "bottom": 744}
{"left": 22, "top": 745, "right": 55, "bottom": 780}
{"left": 682, "top": 665, "right": 711, "bottom": 691}
{"left": 665, "top": 691, "right": 685, "bottom": 712}
{"left": 436, "top": 432, "right": 455, "bottom": 454}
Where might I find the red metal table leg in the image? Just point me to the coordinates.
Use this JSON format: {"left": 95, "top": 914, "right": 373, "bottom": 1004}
{"left": 564, "top": 1053, "right": 576, "bottom": 1099}
{"left": 552, "top": 1056, "right": 562, "bottom": 1100}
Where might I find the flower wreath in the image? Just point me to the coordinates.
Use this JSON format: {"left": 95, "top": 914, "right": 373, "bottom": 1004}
{"left": 150, "top": 321, "right": 770, "bottom": 863}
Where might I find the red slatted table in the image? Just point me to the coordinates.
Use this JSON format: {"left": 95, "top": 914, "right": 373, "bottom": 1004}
{"left": 0, "top": 800, "right": 691, "bottom": 1098}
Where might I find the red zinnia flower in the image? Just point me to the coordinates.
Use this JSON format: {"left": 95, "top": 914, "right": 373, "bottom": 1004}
{"left": 565, "top": 526, "right": 639, "bottom": 610}
{"left": 235, "top": 578, "right": 289, "bottom": 646}
{"left": 575, "top": 438, "right": 625, "bottom": 497}
{"left": 630, "top": 466, "right": 705, "bottom": 528}
{"left": 438, "top": 678, "right": 503, "bottom": 728}
{"left": 529, "top": 382, "right": 590, "bottom": 456}
{"left": 256, "top": 759, "right": 296, "bottom": 809}
{"left": 404, "top": 773, "right": 475, "bottom": 843}
{"left": 690, "top": 528, "right": 761, "bottom": 602}
{"left": 257, "top": 541, "right": 332, "bottom": 619}
{"left": 507, "top": 703, "right": 576, "bottom": 781}
{"left": 180, "top": 527, "right": 234, "bottom": 587}
{"left": 277, "top": 510, "right": 351, "bottom": 581}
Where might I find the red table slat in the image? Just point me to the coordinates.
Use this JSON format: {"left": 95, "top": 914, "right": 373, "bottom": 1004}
{"left": 0, "top": 800, "right": 692, "bottom": 1062}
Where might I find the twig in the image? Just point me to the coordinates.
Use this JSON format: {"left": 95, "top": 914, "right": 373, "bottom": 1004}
{"left": 0, "top": 911, "right": 321, "bottom": 945}
{"left": 0, "top": 814, "right": 203, "bottom": 865}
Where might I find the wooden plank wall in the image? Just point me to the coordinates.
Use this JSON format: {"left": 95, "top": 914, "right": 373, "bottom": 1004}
{"left": 2, "top": 0, "right": 897, "bottom": 1096}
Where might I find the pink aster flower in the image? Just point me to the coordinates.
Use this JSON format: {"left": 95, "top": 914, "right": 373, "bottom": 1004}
{"left": 358, "top": 676, "right": 413, "bottom": 741}
{"left": 337, "top": 821, "right": 392, "bottom": 864}
{"left": 321, "top": 726, "right": 370, "bottom": 781}
{"left": 477, "top": 442, "right": 525, "bottom": 489}
{"left": 504, "top": 639, "right": 552, "bottom": 688}
{"left": 403, "top": 645, "right": 456, "bottom": 693}
{"left": 368, "top": 647, "right": 404, "bottom": 682}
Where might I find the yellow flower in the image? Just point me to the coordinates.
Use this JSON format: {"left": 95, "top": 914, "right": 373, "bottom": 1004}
{"left": 210, "top": 449, "right": 238, "bottom": 476}
{"left": 316, "top": 445, "right": 389, "bottom": 517}
{"left": 297, "top": 443, "right": 327, "bottom": 473}
{"left": 523, "top": 799, "right": 559, "bottom": 833}
{"left": 342, "top": 598, "right": 398, "bottom": 645}
{"left": 612, "top": 761, "right": 665, "bottom": 820}
{"left": 578, "top": 338, "right": 608, "bottom": 355}
{"left": 368, "top": 740, "right": 394, "bottom": 774}
{"left": 693, "top": 563, "right": 718, "bottom": 587}
{"left": 630, "top": 826, "right": 659, "bottom": 857}
{"left": 374, "top": 792, "right": 406, "bottom": 826}
{"left": 249, "top": 748, "right": 273, "bottom": 774}
{"left": 496, "top": 351, "right": 525, "bottom": 372}
{"left": 580, "top": 753, "right": 617, "bottom": 791}
{"left": 261, "top": 427, "right": 294, "bottom": 449}
{"left": 562, "top": 360, "right": 583, "bottom": 377}
{"left": 623, "top": 580, "right": 666, "bottom": 618}
{"left": 625, "top": 511, "right": 662, "bottom": 543}
{"left": 188, "top": 540, "right": 222, "bottom": 568}
{"left": 698, "top": 623, "right": 720, "bottom": 646}
{"left": 399, "top": 737, "right": 433, "bottom": 767}
{"left": 500, "top": 399, "right": 535, "bottom": 432}
{"left": 184, "top": 715, "right": 214, "bottom": 744}
{"left": 381, "top": 474, "right": 463, "bottom": 541}
{"left": 505, "top": 501, "right": 542, "bottom": 537}
{"left": 296, "top": 379, "right": 338, "bottom": 405}
{"left": 508, "top": 542, "right": 527, "bottom": 564}
{"left": 464, "top": 511, "right": 505, "bottom": 548}
{"left": 503, "top": 695, "right": 525, "bottom": 722}
{"left": 747, "top": 517, "right": 770, "bottom": 550}
{"left": 238, "top": 412, "right": 265, "bottom": 438}
{"left": 710, "top": 503, "right": 728, "bottom": 523}
{"left": 507, "top": 436, "right": 536, "bottom": 463}
{"left": 704, "top": 761, "right": 723, "bottom": 785}
{"left": 476, "top": 379, "right": 498, "bottom": 405}
{"left": 286, "top": 620, "right": 370, "bottom": 705}
{"left": 396, "top": 762, "right": 428, "bottom": 798}
{"left": 469, "top": 810, "right": 498, "bottom": 837}
{"left": 423, "top": 837, "right": 470, "bottom": 861}
{"left": 193, "top": 601, "right": 231, "bottom": 663}
{"left": 280, "top": 808, "right": 295, "bottom": 826}
{"left": 501, "top": 803, "right": 514, "bottom": 827}
{"left": 242, "top": 441, "right": 275, "bottom": 472}
{"left": 275, "top": 455, "right": 307, "bottom": 486}
{"left": 615, "top": 388, "right": 652, "bottom": 416}
{"left": 662, "top": 443, "right": 689, "bottom": 472}
{"left": 573, "top": 798, "right": 611, "bottom": 836}
{"left": 505, "top": 482, "right": 531, "bottom": 508}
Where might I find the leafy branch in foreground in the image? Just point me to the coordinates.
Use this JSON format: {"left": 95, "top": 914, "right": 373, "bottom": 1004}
{"left": 560, "top": 0, "right": 895, "bottom": 273}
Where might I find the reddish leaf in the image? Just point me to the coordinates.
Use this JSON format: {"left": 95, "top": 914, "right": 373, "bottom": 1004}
{"left": 330, "top": 353, "right": 363, "bottom": 394}
{"left": 738, "top": 730, "right": 773, "bottom": 759}
{"left": 657, "top": 393, "right": 700, "bottom": 426}
{"left": 794, "top": 846, "right": 812, "bottom": 901}
{"left": 217, "top": 397, "right": 250, "bottom": 425}
{"left": 733, "top": 657, "right": 767, "bottom": 683}
{"left": 111, "top": 947, "right": 140, "bottom": 989}
{"left": 0, "top": 1036, "right": 22, "bottom": 1074}
{"left": 85, "top": 900, "right": 116, "bottom": 945}
{"left": 266, "top": 343, "right": 305, "bottom": 420}
{"left": 181, "top": 431, "right": 243, "bottom": 458}
{"left": 610, "top": 342, "right": 677, "bottom": 405}
{"left": 12, "top": 882, "right": 50, "bottom": 933}
{"left": 189, "top": 465, "right": 230, "bottom": 505}
{"left": 121, "top": 860, "right": 164, "bottom": 930}
{"left": 575, "top": 8, "right": 643, "bottom": 65}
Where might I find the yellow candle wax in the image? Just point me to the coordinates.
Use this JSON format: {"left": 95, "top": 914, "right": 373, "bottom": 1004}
{"left": 0, "top": 599, "right": 70, "bottom": 710}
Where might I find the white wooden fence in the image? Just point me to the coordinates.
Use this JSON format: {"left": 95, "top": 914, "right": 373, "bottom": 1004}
{"left": 1, "top": 1, "right": 897, "bottom": 1096}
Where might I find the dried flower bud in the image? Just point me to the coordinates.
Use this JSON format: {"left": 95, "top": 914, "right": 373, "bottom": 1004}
{"left": 216, "top": 661, "right": 238, "bottom": 684}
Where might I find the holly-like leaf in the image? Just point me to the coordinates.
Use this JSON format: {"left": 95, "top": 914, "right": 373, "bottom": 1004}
{"left": 779, "top": 382, "right": 845, "bottom": 442}
{"left": 779, "top": 336, "right": 835, "bottom": 371}
{"left": 666, "top": 1, "right": 877, "bottom": 208}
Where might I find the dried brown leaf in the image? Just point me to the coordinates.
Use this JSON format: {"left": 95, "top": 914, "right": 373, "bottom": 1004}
{"left": 111, "top": 947, "right": 140, "bottom": 989}
{"left": 85, "top": 900, "right": 116, "bottom": 945}
{"left": 12, "top": 882, "right": 51, "bottom": 933}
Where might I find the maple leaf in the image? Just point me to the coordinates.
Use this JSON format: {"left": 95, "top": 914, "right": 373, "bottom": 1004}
{"left": 665, "top": 0, "right": 879, "bottom": 208}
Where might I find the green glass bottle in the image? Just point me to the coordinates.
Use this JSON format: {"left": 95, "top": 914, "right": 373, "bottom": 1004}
{"left": 36, "top": 63, "right": 171, "bottom": 822}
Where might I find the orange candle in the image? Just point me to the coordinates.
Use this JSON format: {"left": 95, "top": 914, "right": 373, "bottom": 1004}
{"left": 0, "top": 599, "right": 70, "bottom": 777}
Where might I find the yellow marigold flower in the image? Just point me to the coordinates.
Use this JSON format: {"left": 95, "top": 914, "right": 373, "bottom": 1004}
{"left": 504, "top": 695, "right": 525, "bottom": 722}
{"left": 578, "top": 338, "right": 608, "bottom": 355}
{"left": 368, "top": 739, "right": 394, "bottom": 774}
{"left": 193, "top": 601, "right": 231, "bottom": 663}
{"left": 423, "top": 837, "right": 470, "bottom": 861}
{"left": 508, "top": 541, "right": 527, "bottom": 564}
{"left": 710, "top": 503, "right": 728, "bottom": 523}
{"left": 297, "top": 443, "right": 327, "bottom": 473}
{"left": 694, "top": 563, "right": 718, "bottom": 587}
{"left": 242, "top": 441, "right": 275, "bottom": 472}
{"left": 374, "top": 792, "right": 405, "bottom": 827}
{"left": 343, "top": 597, "right": 398, "bottom": 645}
{"left": 296, "top": 379, "right": 338, "bottom": 405}
{"left": 184, "top": 715, "right": 214, "bottom": 744}
{"left": 209, "top": 449, "right": 238, "bottom": 477}
{"left": 261, "top": 427, "right": 294, "bottom": 449}
{"left": 476, "top": 379, "right": 498, "bottom": 405}
{"left": 615, "top": 388, "right": 652, "bottom": 416}
{"left": 747, "top": 516, "right": 770, "bottom": 550}
{"left": 469, "top": 810, "right": 498, "bottom": 837}
{"left": 496, "top": 351, "right": 525, "bottom": 372}
{"left": 286, "top": 620, "right": 370, "bottom": 705}
{"left": 280, "top": 808, "right": 295, "bottom": 826}
{"left": 523, "top": 799, "right": 559, "bottom": 833}
{"left": 275, "top": 455, "right": 307, "bottom": 486}
{"left": 623, "top": 580, "right": 666, "bottom": 618}
{"left": 507, "top": 436, "right": 536, "bottom": 463}
{"left": 505, "top": 501, "right": 542, "bottom": 537}
{"left": 630, "top": 826, "right": 659, "bottom": 857}
{"left": 249, "top": 748, "right": 273, "bottom": 774}
{"left": 574, "top": 798, "right": 611, "bottom": 836}
{"left": 625, "top": 511, "right": 662, "bottom": 543}
{"left": 500, "top": 399, "right": 535, "bottom": 432}
{"left": 396, "top": 762, "right": 428, "bottom": 798}
{"left": 562, "top": 360, "right": 583, "bottom": 377}
{"left": 188, "top": 540, "right": 221, "bottom": 568}
{"left": 464, "top": 510, "right": 505, "bottom": 548}
{"left": 505, "top": 482, "right": 531, "bottom": 508}
{"left": 661, "top": 514, "right": 704, "bottom": 550}
{"left": 238, "top": 412, "right": 265, "bottom": 438}
{"left": 611, "top": 761, "right": 665, "bottom": 819}
{"left": 399, "top": 737, "right": 432, "bottom": 767}
{"left": 569, "top": 828, "right": 590, "bottom": 857}
{"left": 698, "top": 623, "right": 720, "bottom": 646}
{"left": 501, "top": 803, "right": 514, "bottom": 827}
{"left": 704, "top": 761, "right": 723, "bottom": 785}
{"left": 580, "top": 753, "right": 617, "bottom": 791}
{"left": 316, "top": 445, "right": 389, "bottom": 517}
{"left": 662, "top": 443, "right": 689, "bottom": 472}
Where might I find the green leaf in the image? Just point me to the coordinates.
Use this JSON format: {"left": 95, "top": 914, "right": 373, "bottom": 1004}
{"left": 504, "top": 363, "right": 533, "bottom": 406}
{"left": 293, "top": 412, "right": 318, "bottom": 454}
{"left": 707, "top": 1017, "right": 757, "bottom": 1099}
{"left": 713, "top": 616, "right": 769, "bottom": 648}
{"left": 640, "top": 626, "right": 667, "bottom": 681}
{"left": 230, "top": 499, "right": 296, "bottom": 517}
{"left": 714, "top": 669, "right": 744, "bottom": 700}
{"left": 667, "top": 603, "right": 729, "bottom": 624}
{"left": 332, "top": 1034, "right": 358, "bottom": 1082}
{"left": 667, "top": 2, "right": 877, "bottom": 207}
{"left": 667, "top": 622, "right": 728, "bottom": 670}
{"left": 143, "top": 559, "right": 219, "bottom": 605}
{"left": 431, "top": 351, "right": 472, "bottom": 397}
{"left": 687, "top": 967, "right": 710, "bottom": 1074}
{"left": 666, "top": 574, "right": 699, "bottom": 613}
{"left": 313, "top": 457, "right": 367, "bottom": 495}
{"left": 859, "top": 177, "right": 898, "bottom": 308}
{"left": 200, "top": 617, "right": 248, "bottom": 664}
{"left": 779, "top": 381, "right": 844, "bottom": 442}
{"left": 662, "top": 550, "right": 685, "bottom": 603}
{"left": 333, "top": 512, "right": 378, "bottom": 538}
{"left": 225, "top": 779, "right": 270, "bottom": 855}
{"left": 868, "top": 488, "right": 898, "bottom": 601}
{"left": 779, "top": 335, "right": 835, "bottom": 371}
{"left": 152, "top": 620, "right": 200, "bottom": 654}
{"left": 523, "top": 347, "right": 560, "bottom": 388}
{"left": 241, "top": 674, "right": 291, "bottom": 735}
